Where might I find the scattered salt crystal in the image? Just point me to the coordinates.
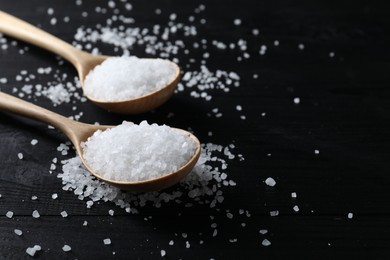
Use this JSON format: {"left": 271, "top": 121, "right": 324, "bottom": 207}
{"left": 26, "top": 245, "right": 41, "bottom": 256}
{"left": 291, "top": 192, "right": 297, "bottom": 198}
{"left": 252, "top": 29, "right": 259, "bottom": 36}
{"left": 47, "top": 8, "right": 54, "bottom": 15}
{"left": 293, "top": 205, "right": 300, "bottom": 212}
{"left": 32, "top": 210, "right": 40, "bottom": 218}
{"left": 61, "top": 211, "right": 68, "bottom": 218}
{"left": 298, "top": 43, "right": 305, "bottom": 50}
{"left": 0, "top": 78, "right": 7, "bottom": 84}
{"left": 83, "top": 220, "right": 88, "bottom": 226}
{"left": 14, "top": 229, "right": 23, "bottom": 236}
{"left": 329, "top": 52, "right": 335, "bottom": 58}
{"left": 293, "top": 97, "right": 300, "bottom": 104}
{"left": 229, "top": 238, "right": 238, "bottom": 243}
{"left": 103, "top": 238, "right": 111, "bottom": 245}
{"left": 186, "top": 241, "right": 191, "bottom": 248}
{"left": 261, "top": 112, "right": 266, "bottom": 117}
{"left": 31, "top": 195, "right": 38, "bottom": 200}
{"left": 314, "top": 149, "right": 320, "bottom": 154}
{"left": 233, "top": 19, "right": 242, "bottom": 26}
{"left": 84, "top": 57, "right": 176, "bottom": 101}
{"left": 259, "top": 229, "right": 268, "bottom": 235}
{"left": 169, "top": 240, "right": 174, "bottom": 246}
{"left": 226, "top": 212, "right": 233, "bottom": 219}
{"left": 30, "top": 139, "right": 38, "bottom": 145}
{"left": 62, "top": 245, "right": 71, "bottom": 252}
{"left": 6, "top": 211, "right": 13, "bottom": 218}
{"left": 52, "top": 193, "right": 58, "bottom": 199}
{"left": 274, "top": 40, "right": 279, "bottom": 46}
{"left": 265, "top": 177, "right": 276, "bottom": 187}
{"left": 18, "top": 153, "right": 23, "bottom": 160}
{"left": 262, "top": 239, "right": 271, "bottom": 246}
{"left": 270, "top": 210, "right": 279, "bottom": 217}
{"left": 161, "top": 250, "right": 166, "bottom": 257}
{"left": 348, "top": 213, "right": 353, "bottom": 219}
{"left": 82, "top": 121, "right": 197, "bottom": 182}
{"left": 108, "top": 209, "right": 114, "bottom": 216}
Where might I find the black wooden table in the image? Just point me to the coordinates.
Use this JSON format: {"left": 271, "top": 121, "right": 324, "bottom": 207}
{"left": 0, "top": 0, "right": 389, "bottom": 259}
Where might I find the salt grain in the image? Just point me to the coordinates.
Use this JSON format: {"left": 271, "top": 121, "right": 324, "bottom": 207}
{"left": 17, "top": 153, "right": 23, "bottom": 160}
{"left": 161, "top": 250, "right": 166, "bottom": 257}
{"left": 291, "top": 192, "right": 297, "bottom": 198}
{"left": 262, "top": 239, "right": 271, "bottom": 246}
{"left": 26, "top": 245, "right": 41, "bottom": 257}
{"left": 84, "top": 56, "right": 176, "bottom": 101}
{"left": 6, "top": 211, "right": 13, "bottom": 218}
{"left": 293, "top": 205, "right": 300, "bottom": 212}
{"left": 30, "top": 139, "right": 38, "bottom": 145}
{"left": 82, "top": 121, "right": 197, "bottom": 182}
{"left": 32, "top": 210, "right": 40, "bottom": 218}
{"left": 348, "top": 213, "right": 353, "bottom": 219}
{"left": 62, "top": 245, "right": 71, "bottom": 252}
{"left": 14, "top": 229, "right": 23, "bottom": 236}
{"left": 103, "top": 238, "right": 111, "bottom": 245}
{"left": 61, "top": 211, "right": 68, "bottom": 218}
{"left": 259, "top": 229, "right": 268, "bottom": 235}
{"left": 265, "top": 177, "right": 276, "bottom": 187}
{"left": 293, "top": 97, "right": 300, "bottom": 104}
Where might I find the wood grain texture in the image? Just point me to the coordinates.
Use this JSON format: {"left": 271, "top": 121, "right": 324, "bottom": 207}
{"left": 0, "top": 0, "right": 389, "bottom": 259}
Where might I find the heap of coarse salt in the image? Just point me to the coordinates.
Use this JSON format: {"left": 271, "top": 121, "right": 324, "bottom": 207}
{"left": 82, "top": 120, "right": 197, "bottom": 182}
{"left": 83, "top": 56, "right": 176, "bottom": 101}
{"left": 58, "top": 143, "right": 239, "bottom": 211}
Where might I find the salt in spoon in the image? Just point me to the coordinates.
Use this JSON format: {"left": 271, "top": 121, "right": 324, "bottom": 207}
{"left": 0, "top": 11, "right": 180, "bottom": 114}
{"left": 0, "top": 91, "right": 201, "bottom": 192}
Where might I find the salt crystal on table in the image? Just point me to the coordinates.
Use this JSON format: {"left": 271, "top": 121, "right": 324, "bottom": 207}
{"left": 348, "top": 213, "right": 353, "bottom": 219}
{"left": 17, "top": 153, "right": 23, "bottom": 159}
{"left": 293, "top": 97, "right": 300, "bottom": 104}
{"left": 259, "top": 229, "right": 268, "bottom": 235}
{"left": 291, "top": 192, "right": 297, "bottom": 198}
{"left": 31, "top": 139, "right": 38, "bottom": 145}
{"left": 262, "top": 239, "right": 271, "bottom": 246}
{"left": 161, "top": 250, "right": 166, "bottom": 257}
{"left": 82, "top": 120, "right": 197, "bottom": 182}
{"left": 52, "top": 193, "right": 58, "bottom": 199}
{"left": 108, "top": 209, "right": 114, "bottom": 216}
{"left": 293, "top": 205, "right": 300, "bottom": 212}
{"left": 62, "top": 245, "right": 71, "bottom": 252}
{"left": 265, "top": 177, "right": 276, "bottom": 187}
{"left": 103, "top": 238, "right": 111, "bottom": 245}
{"left": 83, "top": 56, "right": 176, "bottom": 101}
{"left": 61, "top": 211, "right": 68, "bottom": 218}
{"left": 14, "top": 229, "right": 23, "bottom": 236}
{"left": 32, "top": 210, "right": 40, "bottom": 218}
{"left": 26, "top": 245, "right": 41, "bottom": 256}
{"left": 6, "top": 211, "right": 13, "bottom": 218}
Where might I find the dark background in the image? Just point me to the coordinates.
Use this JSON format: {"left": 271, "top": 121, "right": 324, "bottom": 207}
{"left": 0, "top": 0, "right": 390, "bottom": 259}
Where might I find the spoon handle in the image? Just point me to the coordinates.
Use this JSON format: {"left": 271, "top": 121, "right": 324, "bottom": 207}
{"left": 0, "top": 91, "right": 77, "bottom": 137}
{"left": 0, "top": 11, "right": 84, "bottom": 68}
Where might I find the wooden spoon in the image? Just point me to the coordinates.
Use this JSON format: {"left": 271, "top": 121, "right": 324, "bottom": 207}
{"left": 0, "top": 11, "right": 180, "bottom": 114}
{"left": 0, "top": 92, "right": 201, "bottom": 192}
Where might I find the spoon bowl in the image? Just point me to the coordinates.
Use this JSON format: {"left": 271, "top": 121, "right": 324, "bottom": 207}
{"left": 0, "top": 91, "right": 201, "bottom": 192}
{"left": 0, "top": 11, "right": 180, "bottom": 114}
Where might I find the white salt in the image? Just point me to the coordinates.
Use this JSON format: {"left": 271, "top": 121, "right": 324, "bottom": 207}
{"left": 82, "top": 121, "right": 197, "bottom": 182}
{"left": 291, "top": 192, "right": 297, "bottom": 198}
{"left": 32, "top": 210, "right": 40, "bottom": 218}
{"left": 62, "top": 245, "right": 71, "bottom": 252}
{"left": 84, "top": 56, "right": 176, "bottom": 101}
{"left": 293, "top": 97, "right": 300, "bottom": 104}
{"left": 270, "top": 210, "right": 279, "bottom": 217}
{"left": 26, "top": 245, "right": 41, "bottom": 256}
{"left": 52, "top": 193, "right": 58, "bottom": 199}
{"left": 108, "top": 209, "right": 114, "bottom": 216}
{"left": 161, "top": 250, "right": 166, "bottom": 257}
{"left": 293, "top": 205, "right": 300, "bottom": 212}
{"left": 18, "top": 153, "right": 23, "bottom": 159}
{"left": 31, "top": 139, "right": 38, "bottom": 145}
{"left": 14, "top": 229, "right": 23, "bottom": 236}
{"left": 103, "top": 238, "right": 111, "bottom": 245}
{"left": 259, "top": 229, "right": 268, "bottom": 235}
{"left": 314, "top": 149, "right": 320, "bottom": 154}
{"left": 61, "top": 211, "right": 68, "bottom": 218}
{"left": 265, "top": 177, "right": 276, "bottom": 187}
{"left": 262, "top": 239, "right": 271, "bottom": 246}
{"left": 6, "top": 211, "right": 13, "bottom": 218}
{"left": 348, "top": 213, "right": 353, "bottom": 219}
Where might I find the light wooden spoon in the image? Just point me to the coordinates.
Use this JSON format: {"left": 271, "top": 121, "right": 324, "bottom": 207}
{"left": 0, "top": 11, "right": 180, "bottom": 114}
{"left": 0, "top": 91, "right": 201, "bottom": 192}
